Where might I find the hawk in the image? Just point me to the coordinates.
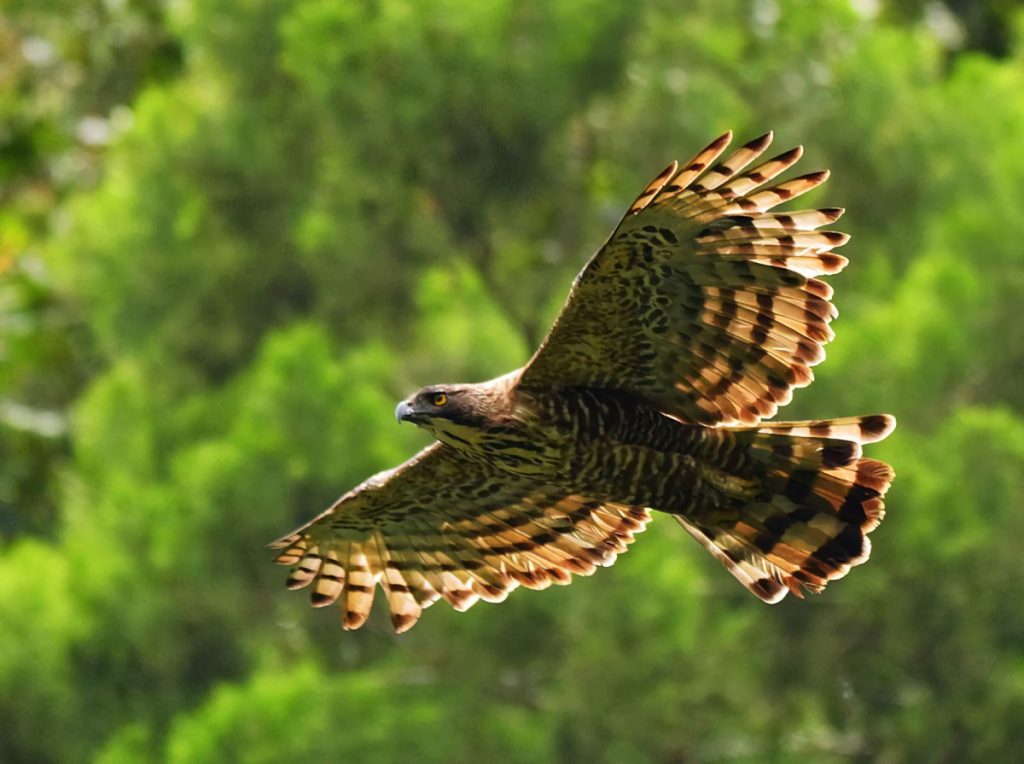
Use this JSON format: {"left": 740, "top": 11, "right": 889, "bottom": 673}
{"left": 271, "top": 131, "right": 896, "bottom": 632}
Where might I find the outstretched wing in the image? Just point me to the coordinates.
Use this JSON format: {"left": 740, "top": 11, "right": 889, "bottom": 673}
{"left": 270, "top": 443, "right": 650, "bottom": 632}
{"left": 519, "top": 131, "right": 848, "bottom": 426}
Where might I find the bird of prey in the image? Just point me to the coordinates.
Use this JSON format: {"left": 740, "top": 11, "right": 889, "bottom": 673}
{"left": 271, "top": 131, "right": 895, "bottom": 633}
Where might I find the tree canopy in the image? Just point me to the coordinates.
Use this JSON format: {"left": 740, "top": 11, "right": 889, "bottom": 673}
{"left": 2, "top": 1, "right": 1024, "bottom": 761}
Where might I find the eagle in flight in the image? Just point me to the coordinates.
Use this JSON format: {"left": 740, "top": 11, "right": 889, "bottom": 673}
{"left": 271, "top": 131, "right": 896, "bottom": 632}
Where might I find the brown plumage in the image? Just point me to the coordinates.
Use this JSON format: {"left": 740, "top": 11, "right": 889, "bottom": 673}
{"left": 270, "top": 131, "right": 896, "bottom": 632}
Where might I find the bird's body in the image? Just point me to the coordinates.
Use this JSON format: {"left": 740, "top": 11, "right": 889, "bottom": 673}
{"left": 272, "top": 131, "right": 896, "bottom": 632}
{"left": 416, "top": 380, "right": 705, "bottom": 504}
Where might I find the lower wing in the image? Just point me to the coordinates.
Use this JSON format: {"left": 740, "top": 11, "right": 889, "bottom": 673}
{"left": 270, "top": 443, "right": 650, "bottom": 632}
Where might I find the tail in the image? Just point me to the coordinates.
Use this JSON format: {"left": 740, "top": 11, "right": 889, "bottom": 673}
{"left": 681, "top": 414, "right": 896, "bottom": 603}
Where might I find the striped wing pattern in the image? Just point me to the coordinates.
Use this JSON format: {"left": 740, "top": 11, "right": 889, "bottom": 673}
{"left": 520, "top": 131, "right": 848, "bottom": 426}
{"left": 270, "top": 444, "right": 649, "bottom": 632}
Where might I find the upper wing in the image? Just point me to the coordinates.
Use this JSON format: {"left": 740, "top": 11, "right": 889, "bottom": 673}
{"left": 270, "top": 442, "right": 650, "bottom": 632}
{"left": 519, "top": 131, "right": 848, "bottom": 426}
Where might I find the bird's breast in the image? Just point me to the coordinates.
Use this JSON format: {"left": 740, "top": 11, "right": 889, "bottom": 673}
{"left": 429, "top": 416, "right": 568, "bottom": 478}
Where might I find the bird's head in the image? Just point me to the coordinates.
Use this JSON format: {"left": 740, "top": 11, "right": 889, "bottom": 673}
{"left": 395, "top": 385, "right": 492, "bottom": 445}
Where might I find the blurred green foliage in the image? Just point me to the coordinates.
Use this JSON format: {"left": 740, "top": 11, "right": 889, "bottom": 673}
{"left": 3, "top": 0, "right": 1024, "bottom": 761}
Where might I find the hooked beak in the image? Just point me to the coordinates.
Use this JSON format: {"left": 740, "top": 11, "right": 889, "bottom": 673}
{"left": 395, "top": 400, "right": 415, "bottom": 423}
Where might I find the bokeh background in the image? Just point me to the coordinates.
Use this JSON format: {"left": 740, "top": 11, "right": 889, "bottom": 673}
{"left": 3, "top": 1, "right": 1024, "bottom": 761}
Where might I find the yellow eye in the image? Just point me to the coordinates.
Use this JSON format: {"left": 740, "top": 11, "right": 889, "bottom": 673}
{"left": 431, "top": 392, "right": 448, "bottom": 407}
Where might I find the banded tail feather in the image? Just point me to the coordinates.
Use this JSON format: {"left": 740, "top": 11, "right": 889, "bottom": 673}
{"left": 687, "top": 414, "right": 895, "bottom": 601}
